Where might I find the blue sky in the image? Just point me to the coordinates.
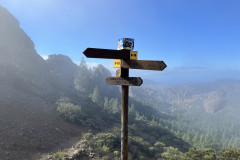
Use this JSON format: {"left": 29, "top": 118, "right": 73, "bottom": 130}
{"left": 1, "top": 0, "right": 240, "bottom": 83}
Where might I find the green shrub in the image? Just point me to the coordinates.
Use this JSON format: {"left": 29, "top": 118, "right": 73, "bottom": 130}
{"left": 97, "top": 139, "right": 105, "bottom": 147}
{"left": 103, "top": 145, "right": 110, "bottom": 152}
{"left": 82, "top": 132, "right": 93, "bottom": 140}
{"left": 218, "top": 146, "right": 240, "bottom": 159}
{"left": 96, "top": 133, "right": 118, "bottom": 148}
{"left": 52, "top": 152, "right": 68, "bottom": 160}
{"left": 114, "top": 151, "right": 119, "bottom": 156}
{"left": 56, "top": 97, "right": 82, "bottom": 123}
{"left": 148, "top": 146, "right": 155, "bottom": 155}
{"left": 154, "top": 141, "right": 166, "bottom": 148}
{"left": 102, "top": 155, "right": 111, "bottom": 160}
{"left": 161, "top": 147, "right": 183, "bottom": 160}
{"left": 183, "top": 147, "right": 216, "bottom": 160}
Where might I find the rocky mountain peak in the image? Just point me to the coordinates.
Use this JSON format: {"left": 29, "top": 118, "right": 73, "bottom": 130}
{"left": 0, "top": 5, "right": 65, "bottom": 97}
{"left": 46, "top": 54, "right": 78, "bottom": 87}
{"left": 46, "top": 54, "right": 75, "bottom": 66}
{"left": 0, "top": 6, "right": 37, "bottom": 60}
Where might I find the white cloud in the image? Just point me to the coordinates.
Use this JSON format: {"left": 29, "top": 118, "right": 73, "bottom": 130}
{"left": 86, "top": 62, "right": 99, "bottom": 69}
{"left": 73, "top": 61, "right": 116, "bottom": 76}
{"left": 40, "top": 55, "right": 48, "bottom": 60}
{"left": 74, "top": 61, "right": 100, "bottom": 68}
{"left": 102, "top": 63, "right": 116, "bottom": 73}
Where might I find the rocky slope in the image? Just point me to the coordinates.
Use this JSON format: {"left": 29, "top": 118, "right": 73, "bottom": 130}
{"left": 46, "top": 54, "right": 78, "bottom": 88}
{"left": 0, "top": 6, "right": 85, "bottom": 160}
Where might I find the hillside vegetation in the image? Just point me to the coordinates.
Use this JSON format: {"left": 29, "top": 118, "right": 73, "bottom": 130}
{"left": 47, "top": 59, "right": 190, "bottom": 159}
{"left": 131, "top": 79, "right": 240, "bottom": 150}
{"left": 48, "top": 59, "right": 240, "bottom": 159}
{"left": 1, "top": 5, "right": 240, "bottom": 160}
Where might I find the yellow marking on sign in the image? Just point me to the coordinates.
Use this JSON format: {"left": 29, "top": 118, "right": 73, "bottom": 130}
{"left": 130, "top": 51, "right": 138, "bottom": 60}
{"left": 114, "top": 59, "right": 121, "bottom": 68}
{"left": 114, "top": 51, "right": 138, "bottom": 68}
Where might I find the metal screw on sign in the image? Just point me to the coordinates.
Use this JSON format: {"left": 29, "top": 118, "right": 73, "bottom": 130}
{"left": 83, "top": 38, "right": 167, "bottom": 160}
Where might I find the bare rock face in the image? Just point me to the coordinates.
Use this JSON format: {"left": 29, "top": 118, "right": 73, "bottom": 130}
{"left": 0, "top": 6, "right": 46, "bottom": 70}
{"left": 0, "top": 6, "right": 83, "bottom": 160}
{"left": 0, "top": 6, "right": 78, "bottom": 98}
{"left": 46, "top": 54, "right": 78, "bottom": 87}
{"left": 91, "top": 64, "right": 120, "bottom": 98}
{"left": 0, "top": 6, "right": 55, "bottom": 97}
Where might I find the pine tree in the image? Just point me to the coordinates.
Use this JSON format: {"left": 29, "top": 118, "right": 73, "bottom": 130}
{"left": 74, "top": 58, "right": 92, "bottom": 94}
{"left": 213, "top": 130, "right": 222, "bottom": 151}
{"left": 91, "top": 86, "right": 101, "bottom": 105}
{"left": 104, "top": 97, "right": 109, "bottom": 110}
{"left": 192, "top": 133, "right": 199, "bottom": 147}
{"left": 109, "top": 98, "right": 119, "bottom": 114}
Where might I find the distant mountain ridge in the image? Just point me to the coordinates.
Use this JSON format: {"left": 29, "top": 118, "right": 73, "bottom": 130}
{"left": 132, "top": 79, "right": 240, "bottom": 113}
{"left": 130, "top": 79, "right": 240, "bottom": 150}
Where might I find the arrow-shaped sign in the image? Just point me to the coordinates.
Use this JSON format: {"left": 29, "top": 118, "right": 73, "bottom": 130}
{"left": 121, "top": 60, "right": 167, "bottom": 71}
{"left": 106, "top": 77, "right": 143, "bottom": 86}
{"left": 83, "top": 48, "right": 130, "bottom": 59}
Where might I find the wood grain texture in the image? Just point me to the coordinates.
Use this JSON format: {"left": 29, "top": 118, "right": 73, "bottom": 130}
{"left": 116, "top": 69, "right": 121, "bottom": 77}
{"left": 120, "top": 67, "right": 129, "bottom": 160}
{"left": 121, "top": 60, "right": 167, "bottom": 71}
{"left": 106, "top": 77, "right": 143, "bottom": 86}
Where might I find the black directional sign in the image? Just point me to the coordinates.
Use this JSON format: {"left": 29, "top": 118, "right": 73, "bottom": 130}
{"left": 121, "top": 60, "right": 167, "bottom": 71}
{"left": 83, "top": 48, "right": 130, "bottom": 59}
{"left": 106, "top": 77, "right": 143, "bottom": 86}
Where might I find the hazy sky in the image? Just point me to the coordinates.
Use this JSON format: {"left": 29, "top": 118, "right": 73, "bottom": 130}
{"left": 1, "top": 0, "right": 240, "bottom": 83}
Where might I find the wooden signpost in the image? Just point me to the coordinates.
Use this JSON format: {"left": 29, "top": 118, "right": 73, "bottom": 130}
{"left": 83, "top": 38, "right": 167, "bottom": 160}
{"left": 106, "top": 77, "right": 143, "bottom": 86}
{"left": 121, "top": 59, "right": 166, "bottom": 71}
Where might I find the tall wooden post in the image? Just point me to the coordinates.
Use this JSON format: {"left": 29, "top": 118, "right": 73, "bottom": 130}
{"left": 121, "top": 67, "right": 129, "bottom": 160}
{"left": 83, "top": 39, "right": 167, "bottom": 160}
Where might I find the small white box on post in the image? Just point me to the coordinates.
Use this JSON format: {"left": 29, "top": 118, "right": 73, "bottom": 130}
{"left": 118, "top": 38, "right": 134, "bottom": 50}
